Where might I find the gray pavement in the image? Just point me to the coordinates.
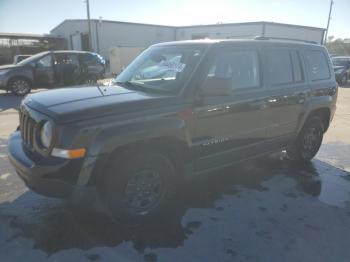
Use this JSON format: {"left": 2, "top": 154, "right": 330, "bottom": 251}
{"left": 0, "top": 86, "right": 350, "bottom": 262}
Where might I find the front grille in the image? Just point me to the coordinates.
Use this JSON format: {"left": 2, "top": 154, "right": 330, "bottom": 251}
{"left": 19, "top": 110, "right": 36, "bottom": 150}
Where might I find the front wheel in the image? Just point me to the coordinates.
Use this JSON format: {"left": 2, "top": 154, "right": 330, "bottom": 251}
{"left": 101, "top": 150, "right": 177, "bottom": 223}
{"left": 287, "top": 117, "right": 324, "bottom": 162}
{"left": 9, "top": 78, "right": 31, "bottom": 96}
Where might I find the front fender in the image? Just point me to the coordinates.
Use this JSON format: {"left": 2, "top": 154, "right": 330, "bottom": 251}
{"left": 75, "top": 115, "right": 191, "bottom": 186}
{"left": 89, "top": 116, "right": 190, "bottom": 156}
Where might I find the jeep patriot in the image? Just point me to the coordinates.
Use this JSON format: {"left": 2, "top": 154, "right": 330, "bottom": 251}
{"left": 8, "top": 39, "right": 338, "bottom": 222}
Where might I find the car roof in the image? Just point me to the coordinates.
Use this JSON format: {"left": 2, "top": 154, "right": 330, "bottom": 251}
{"left": 152, "top": 38, "right": 321, "bottom": 48}
{"left": 52, "top": 50, "right": 92, "bottom": 54}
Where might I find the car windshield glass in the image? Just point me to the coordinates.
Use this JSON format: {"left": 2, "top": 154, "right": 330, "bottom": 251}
{"left": 114, "top": 45, "right": 205, "bottom": 94}
{"left": 332, "top": 58, "right": 347, "bottom": 66}
{"left": 17, "top": 52, "right": 50, "bottom": 66}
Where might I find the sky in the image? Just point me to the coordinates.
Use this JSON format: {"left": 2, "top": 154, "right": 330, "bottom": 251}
{"left": 0, "top": 0, "right": 349, "bottom": 39}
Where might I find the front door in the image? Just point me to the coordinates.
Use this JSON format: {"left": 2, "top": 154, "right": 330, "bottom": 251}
{"left": 33, "top": 54, "right": 55, "bottom": 87}
{"left": 192, "top": 46, "right": 268, "bottom": 172}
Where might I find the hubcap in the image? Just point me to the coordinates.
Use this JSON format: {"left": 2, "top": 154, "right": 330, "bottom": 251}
{"left": 12, "top": 80, "right": 29, "bottom": 95}
{"left": 124, "top": 170, "right": 164, "bottom": 214}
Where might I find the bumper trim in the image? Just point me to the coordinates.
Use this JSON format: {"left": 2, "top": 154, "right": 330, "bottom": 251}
{"left": 8, "top": 131, "right": 94, "bottom": 199}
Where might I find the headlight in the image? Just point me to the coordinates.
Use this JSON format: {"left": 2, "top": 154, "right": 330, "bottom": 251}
{"left": 40, "top": 121, "right": 53, "bottom": 148}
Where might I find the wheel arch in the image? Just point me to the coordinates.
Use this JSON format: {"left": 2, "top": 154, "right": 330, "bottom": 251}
{"left": 302, "top": 107, "right": 331, "bottom": 133}
{"left": 88, "top": 136, "right": 191, "bottom": 186}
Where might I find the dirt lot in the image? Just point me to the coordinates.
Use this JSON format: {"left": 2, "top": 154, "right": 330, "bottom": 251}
{"left": 0, "top": 86, "right": 350, "bottom": 262}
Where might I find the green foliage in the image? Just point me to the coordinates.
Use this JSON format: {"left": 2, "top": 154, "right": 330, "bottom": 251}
{"left": 326, "top": 38, "right": 350, "bottom": 56}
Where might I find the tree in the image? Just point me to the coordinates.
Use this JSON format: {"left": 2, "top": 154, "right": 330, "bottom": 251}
{"left": 326, "top": 38, "right": 350, "bottom": 56}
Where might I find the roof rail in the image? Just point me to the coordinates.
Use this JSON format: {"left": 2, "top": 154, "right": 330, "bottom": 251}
{"left": 254, "top": 36, "right": 318, "bottom": 44}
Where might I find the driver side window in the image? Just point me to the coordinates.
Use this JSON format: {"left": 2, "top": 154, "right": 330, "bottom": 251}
{"left": 36, "top": 55, "right": 52, "bottom": 68}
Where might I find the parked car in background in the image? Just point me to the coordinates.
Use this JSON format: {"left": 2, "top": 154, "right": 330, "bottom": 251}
{"left": 332, "top": 56, "right": 350, "bottom": 86}
{"left": 13, "top": 54, "right": 32, "bottom": 64}
{"left": 8, "top": 39, "right": 337, "bottom": 223}
{"left": 0, "top": 50, "right": 106, "bottom": 95}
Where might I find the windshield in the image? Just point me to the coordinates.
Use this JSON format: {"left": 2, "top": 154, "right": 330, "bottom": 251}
{"left": 114, "top": 45, "right": 205, "bottom": 94}
{"left": 17, "top": 52, "right": 49, "bottom": 66}
{"left": 332, "top": 57, "right": 348, "bottom": 66}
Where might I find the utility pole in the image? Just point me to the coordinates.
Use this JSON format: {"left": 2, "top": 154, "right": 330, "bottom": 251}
{"left": 85, "top": 0, "right": 92, "bottom": 51}
{"left": 324, "top": 0, "right": 334, "bottom": 45}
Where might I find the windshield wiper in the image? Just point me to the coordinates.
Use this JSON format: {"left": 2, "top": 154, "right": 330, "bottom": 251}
{"left": 115, "top": 81, "right": 172, "bottom": 95}
{"left": 115, "top": 81, "right": 145, "bottom": 91}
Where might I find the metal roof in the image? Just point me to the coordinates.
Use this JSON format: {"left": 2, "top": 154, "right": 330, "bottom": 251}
{"left": 51, "top": 19, "right": 326, "bottom": 33}
{"left": 0, "top": 33, "right": 63, "bottom": 39}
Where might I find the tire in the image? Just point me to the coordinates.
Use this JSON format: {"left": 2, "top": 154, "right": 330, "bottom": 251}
{"left": 101, "top": 150, "right": 177, "bottom": 223}
{"left": 287, "top": 116, "right": 324, "bottom": 162}
{"left": 9, "top": 77, "right": 31, "bottom": 96}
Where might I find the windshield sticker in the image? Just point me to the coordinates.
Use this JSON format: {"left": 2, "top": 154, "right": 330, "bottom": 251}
{"left": 158, "top": 60, "right": 186, "bottom": 72}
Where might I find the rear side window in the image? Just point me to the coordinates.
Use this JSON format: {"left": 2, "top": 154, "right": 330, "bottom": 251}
{"left": 305, "top": 50, "right": 330, "bottom": 81}
{"left": 84, "top": 53, "right": 101, "bottom": 65}
{"left": 206, "top": 50, "right": 260, "bottom": 90}
{"left": 65, "top": 54, "right": 80, "bottom": 66}
{"left": 265, "top": 50, "right": 293, "bottom": 85}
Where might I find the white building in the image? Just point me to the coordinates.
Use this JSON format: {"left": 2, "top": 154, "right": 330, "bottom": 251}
{"left": 51, "top": 20, "right": 326, "bottom": 73}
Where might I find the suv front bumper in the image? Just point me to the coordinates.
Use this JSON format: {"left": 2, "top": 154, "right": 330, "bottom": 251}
{"left": 8, "top": 131, "right": 95, "bottom": 200}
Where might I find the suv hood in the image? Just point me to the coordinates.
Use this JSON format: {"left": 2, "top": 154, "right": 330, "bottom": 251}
{"left": 24, "top": 85, "right": 178, "bottom": 123}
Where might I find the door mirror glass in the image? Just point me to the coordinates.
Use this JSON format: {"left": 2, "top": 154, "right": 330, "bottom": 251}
{"left": 200, "top": 77, "right": 232, "bottom": 97}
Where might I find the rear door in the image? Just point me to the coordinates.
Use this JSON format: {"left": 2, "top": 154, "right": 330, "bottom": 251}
{"left": 262, "top": 46, "right": 308, "bottom": 147}
{"left": 192, "top": 45, "right": 268, "bottom": 172}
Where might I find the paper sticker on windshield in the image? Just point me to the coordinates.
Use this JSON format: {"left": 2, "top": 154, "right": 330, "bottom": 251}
{"left": 159, "top": 60, "right": 186, "bottom": 72}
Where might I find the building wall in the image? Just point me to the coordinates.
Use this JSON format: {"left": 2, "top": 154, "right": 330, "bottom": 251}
{"left": 51, "top": 20, "right": 92, "bottom": 49}
{"left": 51, "top": 20, "right": 175, "bottom": 59}
{"left": 94, "top": 21, "right": 175, "bottom": 58}
{"left": 264, "top": 23, "right": 324, "bottom": 43}
{"left": 51, "top": 20, "right": 325, "bottom": 68}
{"left": 176, "top": 24, "right": 264, "bottom": 40}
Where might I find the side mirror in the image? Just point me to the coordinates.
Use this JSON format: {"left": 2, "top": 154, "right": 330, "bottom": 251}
{"left": 200, "top": 77, "right": 232, "bottom": 97}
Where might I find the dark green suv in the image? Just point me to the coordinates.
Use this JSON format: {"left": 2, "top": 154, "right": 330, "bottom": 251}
{"left": 8, "top": 39, "right": 337, "bottom": 222}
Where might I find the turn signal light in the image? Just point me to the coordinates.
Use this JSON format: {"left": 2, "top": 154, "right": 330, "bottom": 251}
{"left": 51, "top": 148, "right": 86, "bottom": 159}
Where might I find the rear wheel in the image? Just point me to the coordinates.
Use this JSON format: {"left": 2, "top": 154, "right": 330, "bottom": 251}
{"left": 287, "top": 117, "right": 324, "bottom": 162}
{"left": 9, "top": 78, "right": 31, "bottom": 96}
{"left": 101, "top": 150, "right": 177, "bottom": 223}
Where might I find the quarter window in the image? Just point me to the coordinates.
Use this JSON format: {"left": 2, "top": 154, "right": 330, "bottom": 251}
{"left": 266, "top": 50, "right": 293, "bottom": 85}
{"left": 290, "top": 50, "right": 303, "bottom": 83}
{"left": 305, "top": 50, "right": 330, "bottom": 81}
{"left": 206, "top": 50, "right": 260, "bottom": 90}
